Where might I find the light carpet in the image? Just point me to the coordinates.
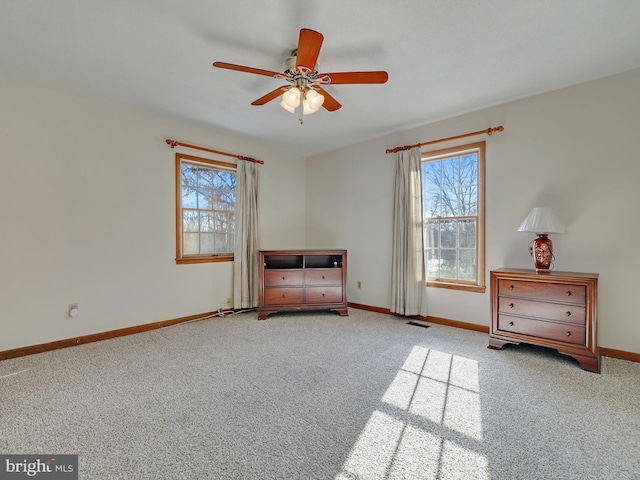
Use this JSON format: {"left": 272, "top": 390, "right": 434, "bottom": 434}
{"left": 1, "top": 308, "right": 639, "bottom": 479}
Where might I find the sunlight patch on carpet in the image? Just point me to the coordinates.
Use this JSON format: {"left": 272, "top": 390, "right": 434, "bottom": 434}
{"left": 336, "top": 346, "right": 488, "bottom": 479}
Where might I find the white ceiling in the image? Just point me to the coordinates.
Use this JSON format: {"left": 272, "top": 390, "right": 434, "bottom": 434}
{"left": 2, "top": 0, "right": 640, "bottom": 156}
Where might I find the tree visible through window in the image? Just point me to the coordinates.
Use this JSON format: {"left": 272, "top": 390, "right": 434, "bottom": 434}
{"left": 175, "top": 153, "right": 236, "bottom": 264}
{"left": 421, "top": 142, "right": 485, "bottom": 291}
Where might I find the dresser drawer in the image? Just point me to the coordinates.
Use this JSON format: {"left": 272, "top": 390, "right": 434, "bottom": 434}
{"left": 305, "top": 269, "right": 342, "bottom": 286}
{"left": 497, "top": 297, "right": 586, "bottom": 325}
{"left": 498, "top": 279, "right": 586, "bottom": 304}
{"left": 305, "top": 286, "right": 343, "bottom": 304}
{"left": 264, "top": 270, "right": 304, "bottom": 287}
{"left": 498, "top": 314, "right": 586, "bottom": 346}
{"left": 264, "top": 287, "right": 304, "bottom": 305}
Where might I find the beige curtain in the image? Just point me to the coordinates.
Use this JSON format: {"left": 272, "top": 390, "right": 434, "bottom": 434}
{"left": 391, "top": 148, "right": 428, "bottom": 316}
{"left": 233, "top": 160, "right": 260, "bottom": 309}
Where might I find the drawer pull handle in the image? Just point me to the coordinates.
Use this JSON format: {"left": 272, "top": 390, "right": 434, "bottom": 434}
{"left": 282, "top": 276, "right": 286, "bottom": 280}
{"left": 322, "top": 293, "right": 325, "bottom": 296}
{"left": 509, "top": 321, "right": 514, "bottom": 327}
{"left": 282, "top": 294, "right": 286, "bottom": 298}
{"left": 322, "top": 275, "right": 325, "bottom": 279}
{"left": 566, "top": 331, "right": 572, "bottom": 337}
{"left": 509, "top": 303, "right": 514, "bottom": 308}
{"left": 566, "top": 291, "right": 572, "bottom": 296}
{"left": 566, "top": 311, "right": 572, "bottom": 317}
{"left": 509, "top": 285, "right": 514, "bottom": 290}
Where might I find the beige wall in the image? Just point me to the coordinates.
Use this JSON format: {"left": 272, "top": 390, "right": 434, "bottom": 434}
{"left": 3, "top": 69, "right": 639, "bottom": 355}
{"left": 0, "top": 78, "right": 306, "bottom": 351}
{"left": 306, "top": 68, "right": 640, "bottom": 354}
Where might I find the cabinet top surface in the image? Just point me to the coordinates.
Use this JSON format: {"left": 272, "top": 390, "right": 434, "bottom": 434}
{"left": 491, "top": 268, "right": 598, "bottom": 279}
{"left": 260, "top": 249, "right": 346, "bottom": 255}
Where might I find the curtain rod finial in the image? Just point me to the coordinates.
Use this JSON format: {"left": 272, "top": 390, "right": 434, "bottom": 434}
{"left": 166, "top": 138, "right": 178, "bottom": 149}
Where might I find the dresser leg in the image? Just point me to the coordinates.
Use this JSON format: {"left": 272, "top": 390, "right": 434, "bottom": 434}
{"left": 557, "top": 350, "right": 601, "bottom": 373}
{"left": 487, "top": 336, "right": 520, "bottom": 350}
{"left": 331, "top": 307, "right": 349, "bottom": 317}
{"left": 257, "top": 310, "right": 275, "bottom": 320}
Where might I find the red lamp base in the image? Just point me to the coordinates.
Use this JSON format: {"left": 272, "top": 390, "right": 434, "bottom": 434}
{"left": 531, "top": 233, "right": 553, "bottom": 272}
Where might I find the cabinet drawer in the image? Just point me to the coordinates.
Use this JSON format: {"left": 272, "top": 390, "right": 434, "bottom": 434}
{"left": 498, "top": 279, "right": 586, "bottom": 304}
{"left": 264, "top": 270, "right": 303, "bottom": 287}
{"left": 305, "top": 269, "right": 342, "bottom": 286}
{"left": 264, "top": 288, "right": 304, "bottom": 305}
{"left": 305, "top": 286, "right": 343, "bottom": 304}
{"left": 498, "top": 314, "right": 586, "bottom": 346}
{"left": 497, "top": 297, "right": 586, "bottom": 325}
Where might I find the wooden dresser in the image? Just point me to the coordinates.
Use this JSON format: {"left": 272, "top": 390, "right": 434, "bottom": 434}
{"left": 258, "top": 249, "right": 348, "bottom": 320}
{"left": 489, "top": 268, "right": 600, "bottom": 373}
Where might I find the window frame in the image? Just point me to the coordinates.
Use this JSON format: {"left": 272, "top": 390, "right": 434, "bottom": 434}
{"left": 421, "top": 141, "right": 486, "bottom": 293}
{"left": 175, "top": 153, "right": 236, "bottom": 265}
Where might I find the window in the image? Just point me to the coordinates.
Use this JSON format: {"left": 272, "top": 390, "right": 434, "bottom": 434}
{"left": 175, "top": 153, "right": 236, "bottom": 264}
{"left": 421, "top": 142, "right": 485, "bottom": 292}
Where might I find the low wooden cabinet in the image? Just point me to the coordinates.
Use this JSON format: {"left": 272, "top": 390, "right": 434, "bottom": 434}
{"left": 258, "top": 249, "right": 348, "bottom": 320}
{"left": 489, "top": 268, "right": 600, "bottom": 373}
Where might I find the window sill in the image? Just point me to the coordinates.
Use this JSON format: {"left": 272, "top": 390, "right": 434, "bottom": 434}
{"left": 176, "top": 256, "right": 233, "bottom": 265}
{"left": 427, "top": 281, "right": 486, "bottom": 293}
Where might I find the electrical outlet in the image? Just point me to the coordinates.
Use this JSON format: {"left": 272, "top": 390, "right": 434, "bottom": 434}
{"left": 226, "top": 297, "right": 232, "bottom": 307}
{"left": 357, "top": 280, "right": 362, "bottom": 289}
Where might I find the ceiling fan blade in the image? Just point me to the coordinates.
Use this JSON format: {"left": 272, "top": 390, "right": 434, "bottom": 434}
{"left": 315, "top": 86, "right": 342, "bottom": 112}
{"left": 295, "top": 29, "right": 324, "bottom": 70}
{"left": 213, "top": 62, "right": 280, "bottom": 78}
{"left": 251, "top": 87, "right": 288, "bottom": 106}
{"left": 321, "top": 71, "right": 389, "bottom": 84}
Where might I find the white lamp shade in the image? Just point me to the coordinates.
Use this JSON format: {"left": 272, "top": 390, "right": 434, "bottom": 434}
{"left": 302, "top": 89, "right": 324, "bottom": 115}
{"left": 279, "top": 100, "right": 296, "bottom": 113}
{"left": 282, "top": 87, "right": 301, "bottom": 108}
{"left": 517, "top": 207, "right": 566, "bottom": 234}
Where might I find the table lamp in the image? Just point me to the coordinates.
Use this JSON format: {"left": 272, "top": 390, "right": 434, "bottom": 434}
{"left": 517, "top": 207, "right": 566, "bottom": 272}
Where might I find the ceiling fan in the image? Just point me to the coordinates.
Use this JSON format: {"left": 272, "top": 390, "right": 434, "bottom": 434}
{"left": 213, "top": 28, "right": 388, "bottom": 122}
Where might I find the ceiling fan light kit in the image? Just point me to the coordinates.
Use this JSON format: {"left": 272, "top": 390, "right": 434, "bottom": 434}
{"left": 213, "top": 28, "right": 388, "bottom": 124}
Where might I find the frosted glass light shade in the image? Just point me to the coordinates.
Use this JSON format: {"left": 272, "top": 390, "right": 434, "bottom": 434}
{"left": 282, "top": 87, "right": 301, "bottom": 108}
{"left": 517, "top": 207, "right": 566, "bottom": 234}
{"left": 302, "top": 89, "right": 324, "bottom": 115}
{"left": 279, "top": 100, "right": 295, "bottom": 113}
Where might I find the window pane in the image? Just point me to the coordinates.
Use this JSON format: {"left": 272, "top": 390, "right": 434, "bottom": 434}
{"left": 440, "top": 249, "right": 457, "bottom": 278}
{"left": 183, "top": 210, "right": 199, "bottom": 232}
{"left": 213, "top": 171, "right": 236, "bottom": 210}
{"left": 459, "top": 186, "right": 477, "bottom": 216}
{"left": 424, "top": 221, "right": 439, "bottom": 248}
{"left": 200, "top": 212, "right": 214, "bottom": 232}
{"left": 423, "top": 191, "right": 441, "bottom": 217}
{"left": 200, "top": 233, "right": 214, "bottom": 253}
{"left": 197, "top": 168, "right": 213, "bottom": 188}
{"left": 197, "top": 188, "right": 213, "bottom": 209}
{"left": 422, "top": 161, "right": 440, "bottom": 190}
{"left": 460, "top": 154, "right": 478, "bottom": 186}
{"left": 213, "top": 188, "right": 234, "bottom": 211}
{"left": 181, "top": 165, "right": 198, "bottom": 187}
{"left": 183, "top": 233, "right": 199, "bottom": 255}
{"left": 181, "top": 187, "right": 197, "bottom": 208}
{"left": 441, "top": 220, "right": 456, "bottom": 248}
{"left": 441, "top": 158, "right": 458, "bottom": 188}
{"left": 458, "top": 219, "right": 476, "bottom": 248}
{"left": 426, "top": 249, "right": 441, "bottom": 277}
{"left": 213, "top": 233, "right": 234, "bottom": 253}
{"left": 459, "top": 250, "right": 476, "bottom": 280}
{"left": 442, "top": 187, "right": 459, "bottom": 217}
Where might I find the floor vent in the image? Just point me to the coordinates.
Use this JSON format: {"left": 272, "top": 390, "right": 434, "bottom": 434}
{"left": 406, "top": 321, "right": 431, "bottom": 329}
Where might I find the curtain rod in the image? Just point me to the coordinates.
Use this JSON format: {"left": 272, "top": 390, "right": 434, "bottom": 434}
{"left": 165, "top": 139, "right": 265, "bottom": 164}
{"left": 385, "top": 126, "right": 504, "bottom": 154}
